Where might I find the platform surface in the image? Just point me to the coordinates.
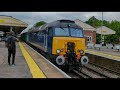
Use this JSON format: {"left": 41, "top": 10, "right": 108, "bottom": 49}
{"left": 22, "top": 42, "right": 68, "bottom": 78}
{"left": 0, "top": 41, "right": 32, "bottom": 78}
{"left": 86, "top": 47, "right": 120, "bottom": 61}
{"left": 0, "top": 41, "right": 69, "bottom": 78}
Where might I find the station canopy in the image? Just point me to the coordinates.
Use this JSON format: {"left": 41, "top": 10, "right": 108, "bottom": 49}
{"left": 75, "top": 19, "right": 96, "bottom": 31}
{"left": 96, "top": 26, "right": 116, "bottom": 35}
{"left": 0, "top": 15, "right": 28, "bottom": 34}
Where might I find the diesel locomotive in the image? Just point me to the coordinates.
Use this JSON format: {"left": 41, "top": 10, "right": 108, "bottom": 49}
{"left": 21, "top": 20, "right": 89, "bottom": 71}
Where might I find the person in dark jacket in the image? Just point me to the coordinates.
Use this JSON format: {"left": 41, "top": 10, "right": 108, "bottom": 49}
{"left": 6, "top": 31, "right": 19, "bottom": 66}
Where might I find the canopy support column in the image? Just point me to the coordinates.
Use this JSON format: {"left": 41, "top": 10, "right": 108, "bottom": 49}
{"left": 10, "top": 26, "right": 13, "bottom": 32}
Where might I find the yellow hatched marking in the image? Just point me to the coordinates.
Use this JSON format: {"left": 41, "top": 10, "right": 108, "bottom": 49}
{"left": 18, "top": 42, "right": 46, "bottom": 78}
{"left": 85, "top": 50, "right": 120, "bottom": 59}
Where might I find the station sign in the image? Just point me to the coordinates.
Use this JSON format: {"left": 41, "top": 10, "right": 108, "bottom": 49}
{"left": 102, "top": 30, "right": 106, "bottom": 33}
{"left": 0, "top": 20, "right": 5, "bottom": 23}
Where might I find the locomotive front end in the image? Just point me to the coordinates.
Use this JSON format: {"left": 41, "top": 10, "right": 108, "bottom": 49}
{"left": 52, "top": 37, "right": 89, "bottom": 70}
{"left": 51, "top": 20, "right": 89, "bottom": 71}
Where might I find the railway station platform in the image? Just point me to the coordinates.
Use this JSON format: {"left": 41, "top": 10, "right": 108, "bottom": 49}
{"left": 85, "top": 48, "right": 120, "bottom": 61}
{"left": 0, "top": 41, "right": 70, "bottom": 78}
{"left": 85, "top": 48, "right": 120, "bottom": 73}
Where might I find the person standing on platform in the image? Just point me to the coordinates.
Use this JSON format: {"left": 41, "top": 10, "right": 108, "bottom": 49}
{"left": 5, "top": 31, "right": 19, "bottom": 66}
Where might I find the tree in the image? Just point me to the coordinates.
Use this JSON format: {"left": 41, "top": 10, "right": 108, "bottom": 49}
{"left": 96, "top": 34, "right": 101, "bottom": 44}
{"left": 33, "top": 21, "right": 47, "bottom": 27}
{"left": 85, "top": 16, "right": 102, "bottom": 28}
{"left": 85, "top": 16, "right": 120, "bottom": 44}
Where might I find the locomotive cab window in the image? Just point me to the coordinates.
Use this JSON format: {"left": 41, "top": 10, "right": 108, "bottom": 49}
{"left": 54, "top": 27, "right": 84, "bottom": 37}
{"left": 54, "top": 28, "right": 69, "bottom": 36}
{"left": 70, "top": 28, "right": 84, "bottom": 37}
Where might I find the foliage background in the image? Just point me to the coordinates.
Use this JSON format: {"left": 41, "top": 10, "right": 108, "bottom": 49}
{"left": 85, "top": 16, "right": 120, "bottom": 44}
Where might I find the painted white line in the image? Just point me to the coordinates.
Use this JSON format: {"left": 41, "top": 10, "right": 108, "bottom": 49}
{"left": 24, "top": 42, "right": 71, "bottom": 78}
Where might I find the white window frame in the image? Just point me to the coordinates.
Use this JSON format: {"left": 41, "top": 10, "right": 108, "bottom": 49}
{"left": 87, "top": 36, "right": 92, "bottom": 43}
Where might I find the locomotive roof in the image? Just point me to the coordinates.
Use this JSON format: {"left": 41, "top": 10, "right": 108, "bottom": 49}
{"left": 28, "top": 20, "right": 83, "bottom": 32}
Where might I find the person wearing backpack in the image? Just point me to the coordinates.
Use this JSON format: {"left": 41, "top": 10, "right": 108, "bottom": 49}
{"left": 6, "top": 31, "right": 19, "bottom": 66}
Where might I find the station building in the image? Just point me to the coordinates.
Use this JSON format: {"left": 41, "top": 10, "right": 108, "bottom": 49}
{"left": 75, "top": 19, "right": 96, "bottom": 45}
{"left": 0, "top": 15, "right": 28, "bottom": 39}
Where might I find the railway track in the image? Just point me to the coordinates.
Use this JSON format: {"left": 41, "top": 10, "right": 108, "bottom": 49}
{"left": 72, "top": 69, "right": 91, "bottom": 78}
{"left": 86, "top": 62, "right": 120, "bottom": 78}
{"left": 70, "top": 67, "right": 108, "bottom": 78}
{"left": 67, "top": 62, "right": 119, "bottom": 78}
{"left": 89, "top": 62, "right": 120, "bottom": 75}
{"left": 82, "top": 66, "right": 109, "bottom": 78}
{"left": 69, "top": 62, "right": 120, "bottom": 78}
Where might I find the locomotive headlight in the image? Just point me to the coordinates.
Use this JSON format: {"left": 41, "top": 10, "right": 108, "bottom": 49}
{"left": 56, "top": 49, "right": 61, "bottom": 54}
{"left": 80, "top": 50, "right": 84, "bottom": 54}
{"left": 78, "top": 50, "right": 84, "bottom": 54}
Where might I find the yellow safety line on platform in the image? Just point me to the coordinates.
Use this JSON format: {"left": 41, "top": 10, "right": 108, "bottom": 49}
{"left": 18, "top": 42, "right": 46, "bottom": 78}
{"left": 85, "top": 50, "right": 120, "bottom": 59}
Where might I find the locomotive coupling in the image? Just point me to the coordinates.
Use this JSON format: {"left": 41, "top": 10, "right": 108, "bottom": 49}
{"left": 80, "top": 56, "right": 89, "bottom": 65}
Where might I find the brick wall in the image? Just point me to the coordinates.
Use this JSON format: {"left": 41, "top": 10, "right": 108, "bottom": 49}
{"left": 84, "top": 30, "right": 96, "bottom": 45}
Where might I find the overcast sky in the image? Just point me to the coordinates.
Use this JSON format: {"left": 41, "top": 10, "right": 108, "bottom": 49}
{"left": 0, "top": 12, "right": 120, "bottom": 32}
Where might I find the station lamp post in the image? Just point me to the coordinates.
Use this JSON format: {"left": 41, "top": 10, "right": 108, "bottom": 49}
{"left": 101, "top": 12, "right": 103, "bottom": 45}
{"left": 10, "top": 27, "right": 13, "bottom": 32}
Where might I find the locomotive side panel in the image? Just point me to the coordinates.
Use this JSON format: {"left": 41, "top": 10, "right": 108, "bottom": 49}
{"left": 28, "top": 31, "right": 46, "bottom": 52}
